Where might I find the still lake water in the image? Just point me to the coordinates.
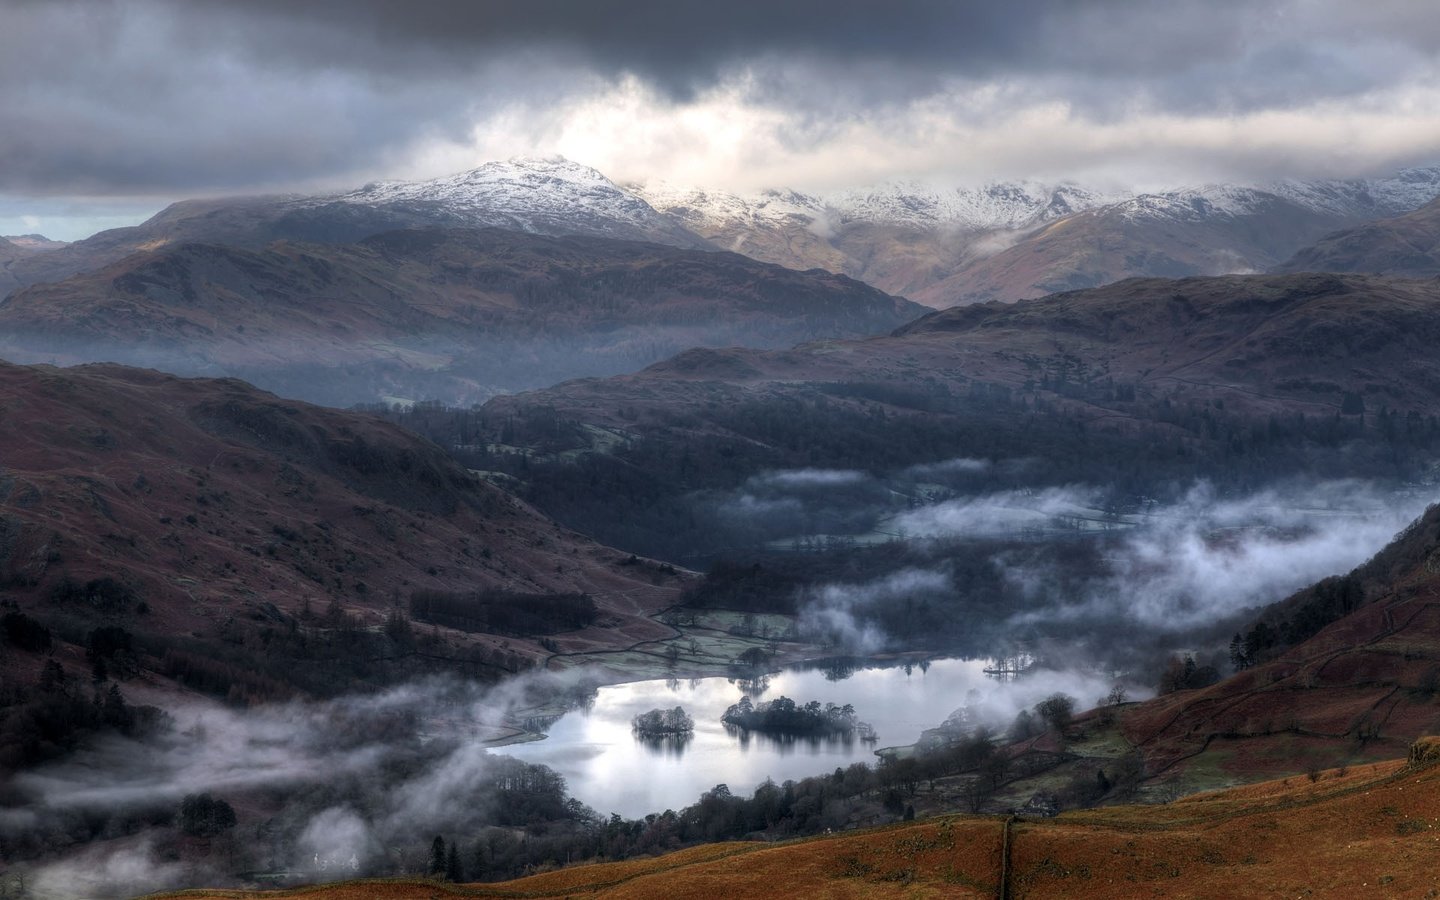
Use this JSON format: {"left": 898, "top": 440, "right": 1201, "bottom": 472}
{"left": 501, "top": 657, "right": 1116, "bottom": 818}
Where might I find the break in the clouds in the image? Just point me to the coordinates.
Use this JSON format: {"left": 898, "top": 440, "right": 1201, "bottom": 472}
{"left": 7, "top": 0, "right": 1440, "bottom": 215}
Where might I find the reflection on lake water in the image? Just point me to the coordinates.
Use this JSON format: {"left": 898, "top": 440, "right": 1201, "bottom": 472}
{"left": 500, "top": 657, "right": 1117, "bottom": 818}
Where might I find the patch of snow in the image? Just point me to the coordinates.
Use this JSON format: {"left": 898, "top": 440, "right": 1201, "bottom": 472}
{"left": 305, "top": 156, "right": 698, "bottom": 244}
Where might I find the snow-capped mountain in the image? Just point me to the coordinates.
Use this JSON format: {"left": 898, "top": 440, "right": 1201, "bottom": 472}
{"left": 823, "top": 180, "right": 1124, "bottom": 230}
{"left": 15, "top": 155, "right": 1440, "bottom": 310}
{"left": 314, "top": 156, "right": 708, "bottom": 248}
{"left": 631, "top": 167, "right": 1440, "bottom": 306}
{"left": 636, "top": 169, "right": 1440, "bottom": 236}
{"left": 630, "top": 181, "right": 829, "bottom": 230}
{"left": 1114, "top": 169, "right": 1440, "bottom": 224}
{"left": 1265, "top": 167, "right": 1440, "bottom": 218}
{"left": 6, "top": 157, "right": 714, "bottom": 289}
{"left": 632, "top": 179, "right": 1122, "bottom": 234}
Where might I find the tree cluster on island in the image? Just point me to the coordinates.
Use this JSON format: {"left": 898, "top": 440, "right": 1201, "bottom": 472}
{"left": 631, "top": 706, "right": 695, "bottom": 738}
{"left": 721, "top": 695, "right": 867, "bottom": 737}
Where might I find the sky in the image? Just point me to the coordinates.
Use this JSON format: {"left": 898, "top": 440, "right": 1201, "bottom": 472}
{"left": 7, "top": 0, "right": 1440, "bottom": 239}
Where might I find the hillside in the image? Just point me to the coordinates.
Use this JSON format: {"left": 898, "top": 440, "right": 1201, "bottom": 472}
{"left": 0, "top": 360, "right": 682, "bottom": 697}
{"left": 1117, "top": 503, "right": 1440, "bottom": 791}
{"left": 908, "top": 187, "right": 1349, "bottom": 305}
{"left": 0, "top": 227, "right": 924, "bottom": 406}
{"left": 144, "top": 743, "right": 1440, "bottom": 898}
{"left": 454, "top": 272, "right": 1440, "bottom": 560}
{"left": 495, "top": 271, "right": 1440, "bottom": 423}
{"left": 1279, "top": 194, "right": 1440, "bottom": 276}
{"left": 2, "top": 234, "right": 68, "bottom": 252}
{"left": 0, "top": 235, "right": 35, "bottom": 295}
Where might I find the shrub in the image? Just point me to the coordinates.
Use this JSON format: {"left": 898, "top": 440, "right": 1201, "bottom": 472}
{"left": 2, "top": 611, "right": 52, "bottom": 652}
{"left": 178, "top": 793, "right": 237, "bottom": 836}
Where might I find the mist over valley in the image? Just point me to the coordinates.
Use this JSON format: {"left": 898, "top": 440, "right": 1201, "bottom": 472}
{"left": 10, "top": 2, "right": 1440, "bottom": 896}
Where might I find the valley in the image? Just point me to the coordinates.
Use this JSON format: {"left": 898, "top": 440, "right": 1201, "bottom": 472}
{"left": 10, "top": 259, "right": 1440, "bottom": 895}
{"left": 10, "top": 7, "right": 1440, "bottom": 892}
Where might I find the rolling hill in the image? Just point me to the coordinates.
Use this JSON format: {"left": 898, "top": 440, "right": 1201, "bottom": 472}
{"left": 1279, "top": 194, "right": 1440, "bottom": 276}
{"left": 456, "top": 272, "right": 1440, "bottom": 560}
{"left": 0, "top": 227, "right": 924, "bottom": 406}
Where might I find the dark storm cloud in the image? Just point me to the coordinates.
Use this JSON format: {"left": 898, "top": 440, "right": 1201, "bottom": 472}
{"left": 178, "top": 0, "right": 1440, "bottom": 93}
{"left": 2, "top": 0, "right": 1439, "bottom": 197}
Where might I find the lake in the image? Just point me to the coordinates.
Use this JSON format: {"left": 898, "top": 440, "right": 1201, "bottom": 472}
{"left": 500, "top": 657, "right": 1117, "bottom": 818}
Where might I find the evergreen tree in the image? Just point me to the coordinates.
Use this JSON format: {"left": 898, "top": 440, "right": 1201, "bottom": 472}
{"left": 178, "top": 793, "right": 236, "bottom": 836}
{"left": 470, "top": 839, "right": 488, "bottom": 882}
{"left": 429, "top": 836, "right": 446, "bottom": 876}
{"left": 445, "top": 843, "right": 464, "bottom": 882}
{"left": 38, "top": 659, "right": 66, "bottom": 693}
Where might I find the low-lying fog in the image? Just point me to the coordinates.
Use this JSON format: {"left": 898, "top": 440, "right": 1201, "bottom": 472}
{"left": 7, "top": 469, "right": 1432, "bottom": 897}
{"left": 715, "top": 469, "right": 1431, "bottom": 662}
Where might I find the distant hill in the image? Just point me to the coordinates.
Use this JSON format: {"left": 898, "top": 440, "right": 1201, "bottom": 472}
{"left": 1279, "top": 194, "right": 1440, "bottom": 276}
{"left": 0, "top": 234, "right": 33, "bottom": 295}
{"left": 2, "top": 233, "right": 68, "bottom": 252}
{"left": 461, "top": 272, "right": 1440, "bottom": 560}
{"left": 0, "top": 227, "right": 924, "bottom": 406}
{"left": 500, "top": 270, "right": 1440, "bottom": 426}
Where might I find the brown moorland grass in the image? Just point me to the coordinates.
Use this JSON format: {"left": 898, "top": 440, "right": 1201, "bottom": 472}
{"left": 147, "top": 742, "right": 1440, "bottom": 900}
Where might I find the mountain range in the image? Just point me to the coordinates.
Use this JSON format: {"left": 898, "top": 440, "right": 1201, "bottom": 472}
{"left": 9, "top": 150, "right": 1440, "bottom": 895}
{"left": 8, "top": 157, "right": 1440, "bottom": 311}
{"left": 634, "top": 169, "right": 1440, "bottom": 305}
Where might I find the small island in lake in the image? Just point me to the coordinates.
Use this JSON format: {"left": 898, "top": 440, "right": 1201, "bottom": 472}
{"left": 631, "top": 706, "right": 695, "bottom": 738}
{"left": 722, "top": 695, "right": 874, "bottom": 740}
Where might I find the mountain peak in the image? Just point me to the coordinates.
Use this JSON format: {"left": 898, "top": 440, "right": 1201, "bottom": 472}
{"left": 320, "top": 156, "right": 707, "bottom": 247}
{"left": 2, "top": 233, "right": 68, "bottom": 251}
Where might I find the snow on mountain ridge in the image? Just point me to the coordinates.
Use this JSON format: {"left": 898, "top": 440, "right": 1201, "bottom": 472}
{"left": 288, "top": 155, "right": 1440, "bottom": 257}
{"left": 1109, "top": 172, "right": 1440, "bottom": 226}
{"left": 634, "top": 178, "right": 1125, "bottom": 234}
{"left": 631, "top": 181, "right": 829, "bottom": 233}
{"left": 637, "top": 168, "right": 1440, "bottom": 235}
{"left": 334, "top": 156, "right": 655, "bottom": 226}
{"left": 1263, "top": 168, "right": 1440, "bottom": 218}
{"left": 314, "top": 156, "right": 703, "bottom": 245}
{"left": 824, "top": 180, "right": 1124, "bottom": 230}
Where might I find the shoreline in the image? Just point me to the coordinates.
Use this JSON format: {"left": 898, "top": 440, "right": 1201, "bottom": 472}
{"left": 479, "top": 645, "right": 945, "bottom": 750}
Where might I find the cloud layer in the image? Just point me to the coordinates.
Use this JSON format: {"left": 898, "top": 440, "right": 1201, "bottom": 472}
{"left": 6, "top": 0, "right": 1440, "bottom": 222}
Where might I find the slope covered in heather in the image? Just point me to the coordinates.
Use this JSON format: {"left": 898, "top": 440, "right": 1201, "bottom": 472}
{"left": 0, "top": 360, "right": 682, "bottom": 700}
